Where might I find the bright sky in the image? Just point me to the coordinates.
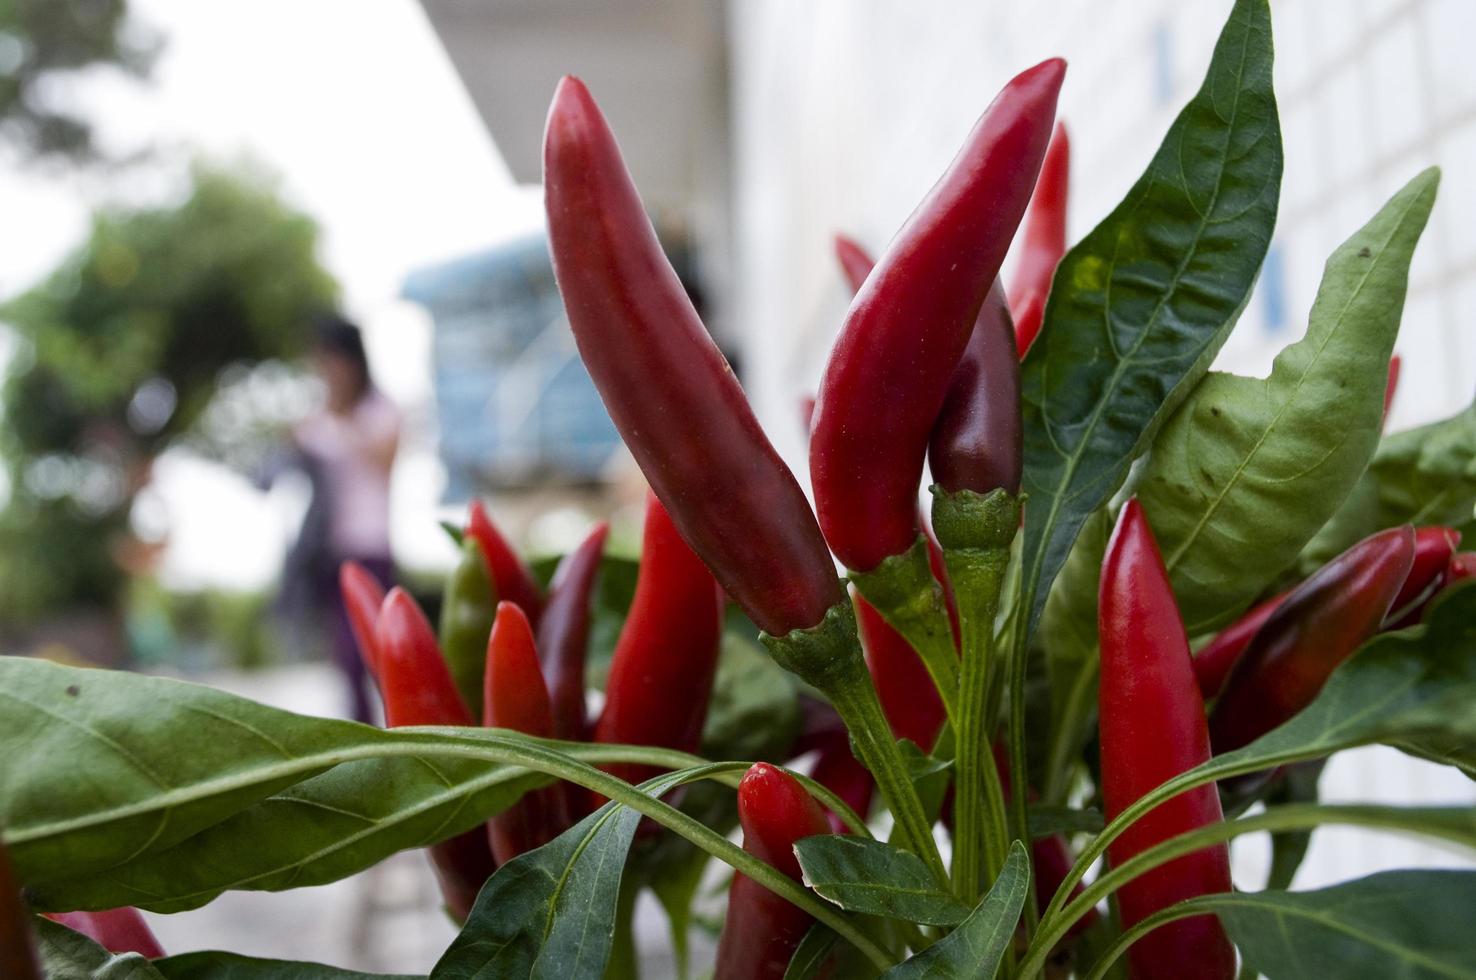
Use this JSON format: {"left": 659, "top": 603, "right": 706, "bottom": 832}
{"left": 0, "top": 0, "right": 547, "bottom": 588}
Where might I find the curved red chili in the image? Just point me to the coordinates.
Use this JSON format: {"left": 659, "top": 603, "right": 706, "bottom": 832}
{"left": 484, "top": 601, "right": 570, "bottom": 863}
{"left": 713, "top": 763, "right": 832, "bottom": 980}
{"left": 1210, "top": 525, "right": 1415, "bottom": 755}
{"left": 1007, "top": 121, "right": 1070, "bottom": 353}
{"left": 811, "top": 59, "right": 1064, "bottom": 572}
{"left": 808, "top": 731, "right": 873, "bottom": 834}
{"left": 1384, "top": 525, "right": 1458, "bottom": 626}
{"left": 376, "top": 588, "right": 495, "bottom": 920}
{"left": 832, "top": 233, "right": 873, "bottom": 294}
{"left": 46, "top": 909, "right": 165, "bottom": 958}
{"left": 1099, "top": 500, "right": 1234, "bottom": 980}
{"left": 466, "top": 500, "right": 546, "bottom": 626}
{"left": 536, "top": 521, "right": 610, "bottom": 743}
{"left": 1193, "top": 591, "right": 1288, "bottom": 701}
{"left": 593, "top": 494, "right": 723, "bottom": 788}
{"left": 544, "top": 76, "right": 840, "bottom": 637}
{"left": 339, "top": 560, "right": 386, "bottom": 679}
{"left": 927, "top": 278, "right": 1022, "bottom": 496}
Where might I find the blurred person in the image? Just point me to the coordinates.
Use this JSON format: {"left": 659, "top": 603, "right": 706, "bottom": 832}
{"left": 289, "top": 315, "right": 401, "bottom": 722}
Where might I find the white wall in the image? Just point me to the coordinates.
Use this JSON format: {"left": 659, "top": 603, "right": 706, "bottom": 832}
{"left": 728, "top": 0, "right": 1476, "bottom": 891}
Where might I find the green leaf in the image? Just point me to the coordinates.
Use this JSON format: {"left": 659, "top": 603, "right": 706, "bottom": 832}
{"left": 647, "top": 842, "right": 710, "bottom": 980}
{"left": 699, "top": 633, "right": 802, "bottom": 764}
{"left": 154, "top": 951, "right": 418, "bottom": 979}
{"left": 440, "top": 519, "right": 466, "bottom": 548}
{"left": 431, "top": 769, "right": 690, "bottom": 980}
{"left": 783, "top": 926, "right": 841, "bottom": 980}
{"left": 1301, "top": 401, "right": 1476, "bottom": 575}
{"left": 1027, "top": 805, "right": 1103, "bottom": 840}
{"left": 1017, "top": 0, "right": 1281, "bottom": 638}
{"left": 795, "top": 836, "right": 970, "bottom": 927}
{"left": 1137, "top": 168, "right": 1439, "bottom": 634}
{"left": 881, "top": 841, "right": 1030, "bottom": 979}
{"left": 33, "top": 915, "right": 166, "bottom": 979}
{"left": 1219, "top": 870, "right": 1476, "bottom": 979}
{"left": 439, "top": 536, "right": 498, "bottom": 714}
{"left": 1263, "top": 762, "right": 1324, "bottom": 891}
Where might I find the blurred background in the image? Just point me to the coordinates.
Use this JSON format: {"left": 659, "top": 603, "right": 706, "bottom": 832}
{"left": 2, "top": 0, "right": 1473, "bottom": 972}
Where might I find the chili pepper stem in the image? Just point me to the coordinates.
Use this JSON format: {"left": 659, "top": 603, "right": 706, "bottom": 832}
{"left": 849, "top": 537, "right": 961, "bottom": 719}
{"left": 931, "top": 488, "right": 1019, "bottom": 902}
{"left": 762, "top": 602, "right": 949, "bottom": 887}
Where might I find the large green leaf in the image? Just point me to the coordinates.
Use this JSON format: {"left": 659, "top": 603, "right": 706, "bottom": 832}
{"left": 1220, "top": 870, "right": 1476, "bottom": 979}
{"left": 1300, "top": 401, "right": 1476, "bottom": 575}
{"left": 154, "top": 952, "right": 417, "bottom": 980}
{"left": 881, "top": 841, "right": 1029, "bottom": 979}
{"left": 33, "top": 915, "right": 165, "bottom": 979}
{"left": 1017, "top": 0, "right": 1282, "bottom": 638}
{"left": 430, "top": 768, "right": 698, "bottom": 980}
{"left": 795, "top": 836, "right": 970, "bottom": 927}
{"left": 1137, "top": 168, "right": 1439, "bottom": 634}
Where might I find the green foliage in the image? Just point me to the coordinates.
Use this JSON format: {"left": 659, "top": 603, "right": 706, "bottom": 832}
{"left": 796, "top": 835, "right": 971, "bottom": 926}
{"left": 1017, "top": 0, "right": 1282, "bottom": 640}
{"left": 0, "top": 164, "right": 337, "bottom": 624}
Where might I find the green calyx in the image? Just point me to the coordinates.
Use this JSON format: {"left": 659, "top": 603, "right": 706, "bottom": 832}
{"left": 759, "top": 599, "right": 864, "bottom": 694}
{"left": 930, "top": 486, "right": 1021, "bottom": 553}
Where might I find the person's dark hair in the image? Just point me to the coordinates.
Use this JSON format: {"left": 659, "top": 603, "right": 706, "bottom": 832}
{"left": 312, "top": 313, "right": 372, "bottom": 403}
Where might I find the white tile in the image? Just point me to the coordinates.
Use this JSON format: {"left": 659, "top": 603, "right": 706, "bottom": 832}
{"left": 1424, "top": 0, "right": 1476, "bottom": 123}
{"left": 1368, "top": 18, "right": 1427, "bottom": 156}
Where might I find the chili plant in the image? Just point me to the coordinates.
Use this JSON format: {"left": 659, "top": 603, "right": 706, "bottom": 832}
{"left": 5, "top": 1, "right": 1476, "bottom": 978}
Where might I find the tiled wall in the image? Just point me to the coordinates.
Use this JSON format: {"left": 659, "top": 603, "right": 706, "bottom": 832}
{"left": 728, "top": 0, "right": 1475, "bottom": 889}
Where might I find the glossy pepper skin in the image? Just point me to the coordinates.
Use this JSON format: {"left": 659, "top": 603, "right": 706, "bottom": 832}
{"left": 1385, "top": 526, "right": 1458, "bottom": 626}
{"left": 0, "top": 837, "right": 41, "bottom": 980}
{"left": 927, "top": 278, "right": 1022, "bottom": 496}
{"left": 594, "top": 494, "right": 723, "bottom": 788}
{"left": 46, "top": 908, "right": 165, "bottom": 958}
{"left": 1193, "top": 590, "right": 1288, "bottom": 701}
{"left": 713, "top": 763, "right": 832, "bottom": 980}
{"left": 1007, "top": 121, "right": 1070, "bottom": 353}
{"left": 1099, "top": 500, "right": 1235, "bottom": 980}
{"left": 544, "top": 76, "right": 840, "bottom": 638}
{"left": 1210, "top": 525, "right": 1415, "bottom": 755}
{"left": 340, "top": 561, "right": 387, "bottom": 679}
{"left": 484, "top": 601, "right": 570, "bottom": 863}
{"left": 439, "top": 536, "right": 499, "bottom": 718}
{"left": 810, "top": 59, "right": 1064, "bottom": 573}
{"left": 536, "top": 521, "right": 610, "bottom": 743}
{"left": 832, "top": 233, "right": 873, "bottom": 293}
{"left": 466, "top": 500, "right": 546, "bottom": 627}
{"left": 376, "top": 588, "right": 497, "bottom": 920}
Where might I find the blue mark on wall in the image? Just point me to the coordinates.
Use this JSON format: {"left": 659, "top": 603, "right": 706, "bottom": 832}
{"left": 1153, "top": 20, "right": 1174, "bottom": 106}
{"left": 1261, "top": 243, "right": 1287, "bottom": 334}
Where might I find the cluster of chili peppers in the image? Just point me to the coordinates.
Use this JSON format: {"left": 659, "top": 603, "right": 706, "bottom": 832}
{"left": 340, "top": 492, "right": 723, "bottom": 921}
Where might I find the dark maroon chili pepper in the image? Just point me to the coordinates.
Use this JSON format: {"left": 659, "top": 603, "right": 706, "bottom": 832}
{"left": 714, "top": 763, "right": 833, "bottom": 980}
{"left": 810, "top": 58, "right": 1064, "bottom": 573}
{"left": 484, "top": 601, "right": 570, "bottom": 863}
{"left": 1210, "top": 526, "right": 1415, "bottom": 756}
{"left": 593, "top": 493, "right": 723, "bottom": 790}
{"left": 1383, "top": 526, "right": 1459, "bottom": 627}
{"left": 1099, "top": 499, "right": 1234, "bottom": 980}
{"left": 1193, "top": 590, "right": 1289, "bottom": 702}
{"left": 809, "top": 731, "right": 874, "bottom": 835}
{"left": 466, "top": 500, "right": 546, "bottom": 628}
{"left": 928, "top": 278, "right": 1022, "bottom": 496}
{"left": 536, "top": 521, "right": 610, "bottom": 743}
{"left": 340, "top": 561, "right": 387, "bottom": 681}
{"left": 544, "top": 76, "right": 841, "bottom": 638}
{"left": 832, "top": 233, "right": 873, "bottom": 294}
{"left": 46, "top": 909, "right": 165, "bottom": 958}
{"left": 376, "top": 588, "right": 497, "bottom": 920}
{"left": 1007, "top": 120, "right": 1070, "bottom": 353}
{"left": 0, "top": 836, "right": 42, "bottom": 980}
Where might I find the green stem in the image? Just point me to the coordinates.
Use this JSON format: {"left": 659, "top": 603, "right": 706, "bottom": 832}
{"left": 763, "top": 602, "right": 949, "bottom": 888}
{"left": 850, "top": 536, "right": 962, "bottom": 719}
{"left": 1018, "top": 802, "right": 1476, "bottom": 978}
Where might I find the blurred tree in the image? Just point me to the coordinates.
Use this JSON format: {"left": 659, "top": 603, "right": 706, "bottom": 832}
{"left": 0, "top": 0, "right": 156, "bottom": 161}
{"left": 0, "top": 163, "right": 338, "bottom": 631}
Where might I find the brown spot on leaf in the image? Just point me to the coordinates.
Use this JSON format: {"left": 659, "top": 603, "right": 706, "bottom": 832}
{"left": 65, "top": 685, "right": 80, "bottom": 697}
{"left": 1358, "top": 246, "right": 1372, "bottom": 258}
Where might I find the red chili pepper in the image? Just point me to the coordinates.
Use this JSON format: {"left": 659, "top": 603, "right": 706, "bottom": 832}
{"left": 593, "top": 494, "right": 723, "bottom": 789}
{"left": 832, "top": 233, "right": 873, "bottom": 294}
{"left": 46, "top": 909, "right": 165, "bottom": 959}
{"left": 808, "top": 731, "right": 874, "bottom": 835}
{"left": 1210, "top": 526, "right": 1416, "bottom": 755}
{"left": 1007, "top": 121, "right": 1070, "bottom": 353}
{"left": 713, "top": 763, "right": 832, "bottom": 980}
{"left": 857, "top": 595, "right": 945, "bottom": 751}
{"left": 376, "top": 588, "right": 496, "bottom": 920}
{"left": 1009, "top": 289, "right": 1046, "bottom": 363}
{"left": 340, "top": 560, "right": 386, "bottom": 679}
{"left": 1099, "top": 500, "right": 1234, "bottom": 980}
{"left": 927, "top": 278, "right": 1022, "bottom": 496}
{"left": 466, "top": 500, "right": 546, "bottom": 627}
{"left": 1383, "top": 353, "right": 1402, "bottom": 424}
{"left": 1449, "top": 551, "right": 1476, "bottom": 584}
{"left": 484, "top": 601, "right": 570, "bottom": 863}
{"left": 811, "top": 59, "right": 1064, "bottom": 573}
{"left": 1384, "top": 526, "right": 1459, "bottom": 627}
{"left": 536, "top": 521, "right": 610, "bottom": 743}
{"left": 1, "top": 838, "right": 42, "bottom": 980}
{"left": 1193, "top": 591, "right": 1288, "bottom": 702}
{"left": 544, "top": 76, "right": 841, "bottom": 638}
